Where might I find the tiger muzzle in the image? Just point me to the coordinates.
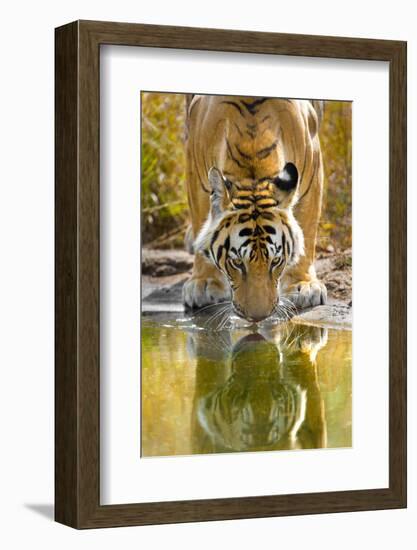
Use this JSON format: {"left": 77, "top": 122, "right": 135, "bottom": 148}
{"left": 232, "top": 301, "right": 276, "bottom": 323}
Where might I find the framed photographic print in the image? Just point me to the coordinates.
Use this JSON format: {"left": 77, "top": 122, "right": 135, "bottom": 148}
{"left": 55, "top": 20, "right": 407, "bottom": 528}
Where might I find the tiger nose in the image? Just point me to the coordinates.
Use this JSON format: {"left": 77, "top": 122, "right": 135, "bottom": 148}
{"left": 233, "top": 304, "right": 268, "bottom": 322}
{"left": 233, "top": 302, "right": 272, "bottom": 323}
{"left": 246, "top": 313, "right": 269, "bottom": 323}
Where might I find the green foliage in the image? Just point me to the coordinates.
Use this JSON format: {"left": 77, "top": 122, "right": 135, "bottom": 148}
{"left": 141, "top": 93, "right": 352, "bottom": 250}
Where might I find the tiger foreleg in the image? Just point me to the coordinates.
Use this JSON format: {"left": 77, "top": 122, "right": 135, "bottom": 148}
{"left": 281, "top": 265, "right": 327, "bottom": 309}
{"left": 182, "top": 253, "right": 231, "bottom": 311}
{"left": 281, "top": 152, "right": 327, "bottom": 309}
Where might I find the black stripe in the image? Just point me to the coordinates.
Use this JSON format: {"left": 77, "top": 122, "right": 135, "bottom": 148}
{"left": 256, "top": 140, "right": 278, "bottom": 160}
{"left": 220, "top": 100, "right": 244, "bottom": 116}
{"left": 224, "top": 261, "right": 233, "bottom": 280}
{"left": 233, "top": 202, "right": 252, "bottom": 209}
{"left": 210, "top": 229, "right": 220, "bottom": 245}
{"left": 226, "top": 139, "right": 246, "bottom": 169}
{"left": 246, "top": 122, "right": 257, "bottom": 139}
{"left": 241, "top": 98, "right": 270, "bottom": 115}
{"left": 210, "top": 229, "right": 221, "bottom": 267}
{"left": 234, "top": 123, "right": 243, "bottom": 137}
{"left": 298, "top": 152, "right": 319, "bottom": 203}
{"left": 282, "top": 221, "right": 295, "bottom": 259}
{"left": 258, "top": 175, "right": 276, "bottom": 183}
{"left": 259, "top": 211, "right": 274, "bottom": 220}
{"left": 257, "top": 201, "right": 278, "bottom": 209}
{"left": 298, "top": 124, "right": 309, "bottom": 191}
{"left": 233, "top": 190, "right": 253, "bottom": 199}
{"left": 216, "top": 245, "right": 224, "bottom": 263}
{"left": 188, "top": 96, "right": 200, "bottom": 117}
{"left": 235, "top": 144, "right": 252, "bottom": 160}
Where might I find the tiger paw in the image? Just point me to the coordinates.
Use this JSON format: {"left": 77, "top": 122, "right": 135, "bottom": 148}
{"left": 282, "top": 279, "right": 327, "bottom": 309}
{"left": 182, "top": 275, "right": 231, "bottom": 310}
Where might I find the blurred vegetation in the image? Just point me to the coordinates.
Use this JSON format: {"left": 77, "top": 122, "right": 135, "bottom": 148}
{"left": 319, "top": 101, "right": 352, "bottom": 249}
{"left": 141, "top": 92, "right": 187, "bottom": 247}
{"left": 141, "top": 92, "right": 351, "bottom": 250}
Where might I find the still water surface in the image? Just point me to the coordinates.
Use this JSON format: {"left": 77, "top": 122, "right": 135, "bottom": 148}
{"left": 141, "top": 313, "right": 352, "bottom": 457}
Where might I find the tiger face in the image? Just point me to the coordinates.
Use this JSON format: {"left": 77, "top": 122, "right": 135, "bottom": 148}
{"left": 194, "top": 162, "right": 304, "bottom": 322}
{"left": 196, "top": 333, "right": 307, "bottom": 452}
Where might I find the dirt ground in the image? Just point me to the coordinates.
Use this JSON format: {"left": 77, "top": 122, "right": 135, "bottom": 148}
{"left": 315, "top": 247, "right": 352, "bottom": 305}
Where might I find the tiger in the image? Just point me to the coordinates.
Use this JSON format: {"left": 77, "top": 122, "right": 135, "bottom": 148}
{"left": 190, "top": 327, "right": 327, "bottom": 454}
{"left": 183, "top": 94, "right": 327, "bottom": 322}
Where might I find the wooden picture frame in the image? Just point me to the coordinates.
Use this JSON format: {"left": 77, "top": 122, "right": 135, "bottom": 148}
{"left": 55, "top": 20, "right": 407, "bottom": 529}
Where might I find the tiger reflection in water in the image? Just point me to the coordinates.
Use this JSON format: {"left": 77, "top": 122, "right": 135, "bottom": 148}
{"left": 188, "top": 324, "right": 327, "bottom": 454}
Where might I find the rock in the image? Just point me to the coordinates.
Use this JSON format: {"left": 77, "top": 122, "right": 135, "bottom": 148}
{"left": 142, "top": 249, "right": 193, "bottom": 277}
{"left": 144, "top": 279, "right": 185, "bottom": 307}
{"left": 293, "top": 300, "right": 352, "bottom": 329}
{"left": 142, "top": 272, "right": 189, "bottom": 302}
{"left": 155, "top": 264, "right": 177, "bottom": 277}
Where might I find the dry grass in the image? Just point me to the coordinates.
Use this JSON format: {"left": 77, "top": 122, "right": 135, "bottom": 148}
{"left": 319, "top": 101, "right": 352, "bottom": 249}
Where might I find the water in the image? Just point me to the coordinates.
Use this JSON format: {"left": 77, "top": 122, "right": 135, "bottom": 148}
{"left": 141, "top": 311, "right": 352, "bottom": 457}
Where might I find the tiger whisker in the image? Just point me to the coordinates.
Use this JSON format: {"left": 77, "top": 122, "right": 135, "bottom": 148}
{"left": 198, "top": 302, "right": 229, "bottom": 322}
{"left": 213, "top": 304, "right": 232, "bottom": 330}
{"left": 192, "top": 301, "right": 231, "bottom": 316}
{"left": 218, "top": 305, "right": 233, "bottom": 330}
{"left": 206, "top": 303, "right": 231, "bottom": 329}
{"left": 206, "top": 306, "right": 228, "bottom": 328}
{"left": 280, "top": 296, "right": 298, "bottom": 312}
{"left": 273, "top": 298, "right": 298, "bottom": 321}
{"left": 281, "top": 306, "right": 295, "bottom": 317}
{"left": 281, "top": 323, "right": 297, "bottom": 347}
{"left": 281, "top": 323, "right": 304, "bottom": 349}
{"left": 284, "top": 326, "right": 311, "bottom": 350}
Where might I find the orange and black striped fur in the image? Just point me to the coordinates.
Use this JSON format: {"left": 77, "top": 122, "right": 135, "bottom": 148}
{"left": 183, "top": 95, "right": 327, "bottom": 321}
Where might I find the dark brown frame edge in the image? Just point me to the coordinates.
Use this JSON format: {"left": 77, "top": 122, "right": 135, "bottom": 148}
{"left": 55, "top": 20, "right": 407, "bottom": 529}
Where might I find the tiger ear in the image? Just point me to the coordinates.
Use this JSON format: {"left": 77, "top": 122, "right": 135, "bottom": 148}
{"left": 208, "top": 167, "right": 232, "bottom": 217}
{"left": 272, "top": 162, "right": 299, "bottom": 209}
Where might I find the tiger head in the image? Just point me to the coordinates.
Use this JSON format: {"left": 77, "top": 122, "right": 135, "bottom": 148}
{"left": 194, "top": 163, "right": 304, "bottom": 322}
{"left": 196, "top": 333, "right": 306, "bottom": 452}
